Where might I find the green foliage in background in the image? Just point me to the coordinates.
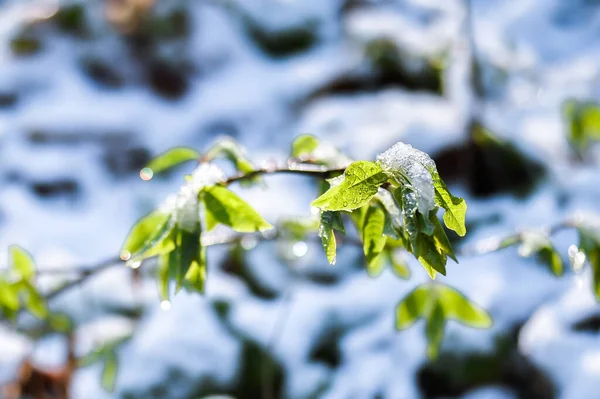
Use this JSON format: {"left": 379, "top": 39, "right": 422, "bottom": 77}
{"left": 12, "top": 135, "right": 600, "bottom": 393}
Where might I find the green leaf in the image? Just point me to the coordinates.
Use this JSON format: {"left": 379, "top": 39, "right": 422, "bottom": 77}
{"left": 377, "top": 189, "right": 403, "bottom": 239}
{"left": 0, "top": 280, "right": 20, "bottom": 315}
{"left": 157, "top": 253, "right": 170, "bottom": 300}
{"left": 363, "top": 205, "right": 387, "bottom": 270}
{"left": 432, "top": 217, "right": 457, "bottom": 263}
{"left": 318, "top": 211, "right": 338, "bottom": 265}
{"left": 122, "top": 211, "right": 172, "bottom": 260}
{"left": 578, "top": 227, "right": 600, "bottom": 299}
{"left": 290, "top": 134, "right": 351, "bottom": 166}
{"left": 538, "top": 246, "right": 564, "bottom": 277}
{"left": 394, "top": 186, "right": 419, "bottom": 250}
{"left": 350, "top": 204, "right": 369, "bottom": 240}
{"left": 311, "top": 161, "right": 388, "bottom": 211}
{"left": 394, "top": 186, "right": 448, "bottom": 278}
{"left": 21, "top": 281, "right": 48, "bottom": 319}
{"left": 204, "top": 137, "right": 255, "bottom": 174}
{"left": 184, "top": 247, "right": 207, "bottom": 294}
{"left": 389, "top": 251, "right": 411, "bottom": 280}
{"left": 436, "top": 285, "right": 492, "bottom": 328}
{"left": 203, "top": 186, "right": 273, "bottom": 233}
{"left": 396, "top": 285, "right": 429, "bottom": 330}
{"left": 101, "top": 352, "right": 119, "bottom": 392}
{"left": 77, "top": 349, "right": 104, "bottom": 368}
{"left": 279, "top": 217, "right": 320, "bottom": 241}
{"left": 146, "top": 147, "right": 200, "bottom": 174}
{"left": 177, "top": 228, "right": 201, "bottom": 291}
{"left": 9, "top": 245, "right": 36, "bottom": 280}
{"left": 416, "top": 233, "right": 447, "bottom": 279}
{"left": 432, "top": 173, "right": 467, "bottom": 237}
{"left": 366, "top": 252, "right": 387, "bottom": 278}
{"left": 48, "top": 312, "right": 73, "bottom": 333}
{"left": 291, "top": 134, "right": 320, "bottom": 158}
{"left": 519, "top": 231, "right": 563, "bottom": 276}
{"left": 590, "top": 247, "right": 600, "bottom": 300}
{"left": 425, "top": 301, "right": 446, "bottom": 359}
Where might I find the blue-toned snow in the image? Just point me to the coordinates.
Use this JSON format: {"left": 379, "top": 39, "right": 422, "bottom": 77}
{"left": 0, "top": 0, "right": 599, "bottom": 398}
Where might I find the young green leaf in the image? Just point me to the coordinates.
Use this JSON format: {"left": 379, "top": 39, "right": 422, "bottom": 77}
{"left": 436, "top": 285, "right": 492, "bottom": 328}
{"left": 396, "top": 285, "right": 430, "bottom": 330}
{"left": 48, "top": 312, "right": 74, "bottom": 333}
{"left": 290, "top": 134, "right": 351, "bottom": 166}
{"left": 377, "top": 189, "right": 403, "bottom": 239}
{"left": 425, "top": 302, "right": 446, "bottom": 359}
{"left": 184, "top": 261, "right": 206, "bottom": 294}
{"left": 318, "top": 211, "right": 338, "bottom": 265}
{"left": 519, "top": 231, "right": 563, "bottom": 276}
{"left": 122, "top": 211, "right": 172, "bottom": 260}
{"left": 178, "top": 228, "right": 201, "bottom": 290}
{"left": 184, "top": 247, "right": 207, "bottom": 294}
{"left": 291, "top": 134, "right": 320, "bottom": 158}
{"left": 432, "top": 173, "right": 467, "bottom": 237}
{"left": 203, "top": 186, "right": 273, "bottom": 233}
{"left": 432, "top": 217, "right": 457, "bottom": 263}
{"left": 311, "top": 161, "right": 388, "bottom": 211}
{"left": 146, "top": 147, "right": 200, "bottom": 174}
{"left": 389, "top": 251, "right": 411, "bottom": 280}
{"left": 9, "top": 245, "right": 36, "bottom": 280}
{"left": 101, "top": 352, "right": 119, "bottom": 392}
{"left": 279, "top": 217, "right": 320, "bottom": 241}
{"left": 415, "top": 233, "right": 447, "bottom": 279}
{"left": 362, "top": 205, "right": 387, "bottom": 270}
{"left": 394, "top": 186, "right": 419, "bottom": 249}
{"left": 204, "top": 137, "right": 255, "bottom": 174}
{"left": 21, "top": 281, "right": 48, "bottom": 319}
{"left": 77, "top": 349, "right": 104, "bottom": 368}
{"left": 157, "top": 253, "right": 170, "bottom": 300}
{"left": 538, "top": 246, "right": 564, "bottom": 277}
{"left": 589, "top": 247, "right": 600, "bottom": 300}
{"left": 350, "top": 204, "right": 369, "bottom": 241}
{"left": 578, "top": 226, "right": 600, "bottom": 299}
{"left": 0, "top": 280, "right": 20, "bottom": 319}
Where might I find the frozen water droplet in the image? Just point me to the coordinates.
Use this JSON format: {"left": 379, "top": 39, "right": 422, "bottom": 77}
{"left": 568, "top": 244, "right": 578, "bottom": 258}
{"left": 377, "top": 142, "right": 436, "bottom": 213}
{"left": 572, "top": 251, "right": 586, "bottom": 272}
{"left": 120, "top": 250, "right": 131, "bottom": 261}
{"left": 241, "top": 235, "right": 258, "bottom": 250}
{"left": 129, "top": 260, "right": 141, "bottom": 269}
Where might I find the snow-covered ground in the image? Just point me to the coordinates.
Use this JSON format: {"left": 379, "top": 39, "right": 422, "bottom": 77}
{"left": 0, "top": 0, "right": 599, "bottom": 398}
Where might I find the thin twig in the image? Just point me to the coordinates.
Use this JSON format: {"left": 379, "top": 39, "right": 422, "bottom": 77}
{"left": 458, "top": 219, "right": 574, "bottom": 256}
{"left": 224, "top": 163, "right": 346, "bottom": 185}
{"left": 23, "top": 217, "right": 577, "bottom": 304}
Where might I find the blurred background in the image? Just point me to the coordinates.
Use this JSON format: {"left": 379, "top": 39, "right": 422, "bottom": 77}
{"left": 1, "top": 0, "right": 600, "bottom": 398}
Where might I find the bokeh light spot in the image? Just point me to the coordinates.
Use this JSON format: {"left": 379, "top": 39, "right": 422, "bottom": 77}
{"left": 140, "top": 167, "right": 154, "bottom": 181}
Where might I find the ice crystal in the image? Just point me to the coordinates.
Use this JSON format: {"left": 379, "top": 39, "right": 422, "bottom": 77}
{"left": 160, "top": 163, "right": 225, "bottom": 232}
{"left": 377, "top": 142, "right": 436, "bottom": 213}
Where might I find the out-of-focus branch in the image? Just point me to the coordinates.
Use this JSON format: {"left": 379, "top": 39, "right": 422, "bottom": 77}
{"left": 458, "top": 219, "right": 575, "bottom": 256}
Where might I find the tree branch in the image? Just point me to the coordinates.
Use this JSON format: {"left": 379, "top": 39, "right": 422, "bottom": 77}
{"left": 223, "top": 163, "right": 346, "bottom": 185}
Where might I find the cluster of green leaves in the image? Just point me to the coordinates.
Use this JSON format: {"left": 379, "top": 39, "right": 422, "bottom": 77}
{"left": 123, "top": 141, "right": 272, "bottom": 302}
{"left": 0, "top": 246, "right": 48, "bottom": 321}
{"left": 396, "top": 283, "right": 492, "bottom": 358}
{"left": 309, "top": 144, "right": 466, "bottom": 280}
{"left": 125, "top": 135, "right": 488, "bottom": 358}
{"left": 563, "top": 99, "right": 600, "bottom": 158}
{"left": 78, "top": 335, "right": 131, "bottom": 392}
